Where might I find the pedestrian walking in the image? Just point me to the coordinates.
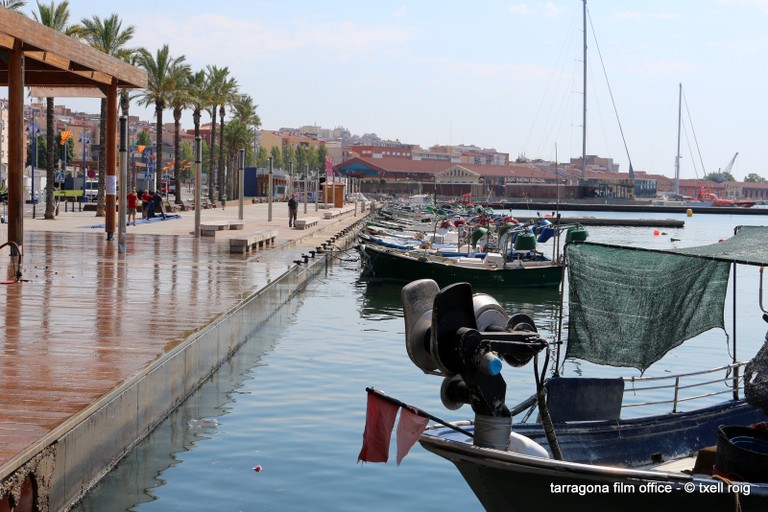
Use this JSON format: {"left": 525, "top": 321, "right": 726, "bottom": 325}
{"left": 288, "top": 193, "right": 298, "bottom": 227}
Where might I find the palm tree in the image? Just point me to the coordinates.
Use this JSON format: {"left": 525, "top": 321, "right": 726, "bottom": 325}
{"left": 227, "top": 94, "right": 261, "bottom": 197}
{"left": 79, "top": 13, "right": 135, "bottom": 216}
{"left": 136, "top": 44, "right": 186, "bottom": 193}
{"left": 205, "top": 66, "right": 238, "bottom": 202}
{"left": 34, "top": 0, "right": 79, "bottom": 220}
{"left": 204, "top": 65, "right": 228, "bottom": 203}
{"left": 216, "top": 74, "right": 238, "bottom": 202}
{"left": 167, "top": 62, "right": 191, "bottom": 203}
{"left": 186, "top": 69, "right": 210, "bottom": 194}
{"left": 0, "top": 0, "right": 26, "bottom": 11}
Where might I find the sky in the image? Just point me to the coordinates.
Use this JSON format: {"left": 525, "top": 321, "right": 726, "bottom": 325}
{"left": 17, "top": 0, "right": 768, "bottom": 180}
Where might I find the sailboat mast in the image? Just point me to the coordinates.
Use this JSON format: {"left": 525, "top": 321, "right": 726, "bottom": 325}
{"left": 675, "top": 82, "right": 682, "bottom": 195}
{"left": 581, "top": 0, "right": 587, "bottom": 180}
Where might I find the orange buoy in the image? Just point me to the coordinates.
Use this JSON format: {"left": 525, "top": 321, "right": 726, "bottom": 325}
{"left": 686, "top": 208, "right": 693, "bottom": 217}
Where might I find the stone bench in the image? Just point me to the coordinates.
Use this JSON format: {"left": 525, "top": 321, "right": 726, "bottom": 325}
{"left": 200, "top": 220, "right": 245, "bottom": 237}
{"left": 294, "top": 217, "right": 319, "bottom": 230}
{"left": 229, "top": 230, "right": 278, "bottom": 254}
{"left": 323, "top": 209, "right": 342, "bottom": 219}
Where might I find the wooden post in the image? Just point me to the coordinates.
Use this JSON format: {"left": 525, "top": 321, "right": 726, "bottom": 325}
{"left": 105, "top": 82, "right": 117, "bottom": 240}
{"left": 7, "top": 39, "right": 24, "bottom": 254}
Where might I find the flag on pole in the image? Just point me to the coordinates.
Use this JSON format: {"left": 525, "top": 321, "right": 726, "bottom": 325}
{"left": 396, "top": 406, "right": 429, "bottom": 465}
{"left": 325, "top": 156, "right": 333, "bottom": 178}
{"left": 358, "top": 391, "right": 398, "bottom": 463}
{"left": 358, "top": 389, "right": 430, "bottom": 464}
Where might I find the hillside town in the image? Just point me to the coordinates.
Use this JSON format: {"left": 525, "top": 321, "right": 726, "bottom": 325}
{"left": 4, "top": 99, "right": 768, "bottom": 205}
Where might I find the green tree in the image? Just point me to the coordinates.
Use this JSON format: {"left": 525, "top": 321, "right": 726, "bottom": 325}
{"left": 167, "top": 62, "right": 192, "bottom": 202}
{"left": 136, "top": 44, "right": 186, "bottom": 192}
{"left": 270, "top": 146, "right": 282, "bottom": 171}
{"left": 34, "top": 0, "right": 79, "bottom": 219}
{"left": 214, "top": 70, "right": 238, "bottom": 201}
{"left": 0, "top": 0, "right": 26, "bottom": 11}
{"left": 316, "top": 144, "right": 328, "bottom": 173}
{"left": 704, "top": 172, "right": 735, "bottom": 183}
{"left": 204, "top": 65, "right": 227, "bottom": 202}
{"left": 186, "top": 69, "right": 210, "bottom": 190}
{"left": 744, "top": 173, "right": 765, "bottom": 183}
{"left": 79, "top": 13, "right": 135, "bottom": 216}
{"left": 136, "top": 130, "right": 152, "bottom": 146}
{"left": 256, "top": 146, "right": 269, "bottom": 168}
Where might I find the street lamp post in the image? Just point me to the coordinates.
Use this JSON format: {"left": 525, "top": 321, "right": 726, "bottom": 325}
{"left": 79, "top": 129, "right": 89, "bottom": 201}
{"left": 238, "top": 148, "right": 245, "bottom": 221}
{"left": 27, "top": 108, "right": 40, "bottom": 218}
{"left": 267, "top": 155, "right": 273, "bottom": 222}
{"left": 303, "top": 164, "right": 308, "bottom": 215}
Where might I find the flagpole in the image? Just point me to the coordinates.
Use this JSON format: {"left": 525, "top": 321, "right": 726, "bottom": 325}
{"left": 365, "top": 387, "right": 474, "bottom": 438}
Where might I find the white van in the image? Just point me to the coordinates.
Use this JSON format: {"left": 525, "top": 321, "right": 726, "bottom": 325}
{"left": 84, "top": 180, "right": 98, "bottom": 198}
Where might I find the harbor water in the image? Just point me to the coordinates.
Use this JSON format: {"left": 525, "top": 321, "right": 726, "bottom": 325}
{"left": 74, "top": 209, "right": 768, "bottom": 511}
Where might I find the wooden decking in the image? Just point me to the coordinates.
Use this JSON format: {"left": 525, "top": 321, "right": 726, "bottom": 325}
{"left": 0, "top": 231, "right": 280, "bottom": 471}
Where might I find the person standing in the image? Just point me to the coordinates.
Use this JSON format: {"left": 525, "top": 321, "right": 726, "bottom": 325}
{"left": 153, "top": 190, "right": 166, "bottom": 220}
{"left": 127, "top": 188, "right": 138, "bottom": 226}
{"left": 288, "top": 193, "right": 298, "bottom": 227}
{"left": 141, "top": 190, "right": 153, "bottom": 220}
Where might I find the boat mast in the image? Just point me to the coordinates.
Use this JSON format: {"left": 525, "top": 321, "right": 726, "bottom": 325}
{"left": 581, "top": 0, "right": 587, "bottom": 180}
{"left": 675, "top": 82, "right": 682, "bottom": 195}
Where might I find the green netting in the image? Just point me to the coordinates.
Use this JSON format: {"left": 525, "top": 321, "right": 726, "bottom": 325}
{"left": 565, "top": 243, "right": 731, "bottom": 372}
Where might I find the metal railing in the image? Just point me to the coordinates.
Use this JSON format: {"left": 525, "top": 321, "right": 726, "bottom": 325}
{"left": 621, "top": 362, "right": 747, "bottom": 413}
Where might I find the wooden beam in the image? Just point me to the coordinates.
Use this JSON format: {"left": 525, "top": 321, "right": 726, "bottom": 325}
{"left": 0, "top": 10, "right": 146, "bottom": 88}
{"left": 0, "top": 32, "right": 15, "bottom": 49}
{"left": 71, "top": 70, "right": 112, "bottom": 85}
{"left": 24, "top": 50, "right": 71, "bottom": 71}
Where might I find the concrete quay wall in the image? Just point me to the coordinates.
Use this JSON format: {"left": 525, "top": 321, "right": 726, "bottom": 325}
{"left": 52, "top": 220, "right": 367, "bottom": 511}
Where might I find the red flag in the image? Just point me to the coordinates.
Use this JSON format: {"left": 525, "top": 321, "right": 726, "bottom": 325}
{"left": 358, "top": 391, "right": 399, "bottom": 463}
{"left": 396, "top": 406, "right": 429, "bottom": 465}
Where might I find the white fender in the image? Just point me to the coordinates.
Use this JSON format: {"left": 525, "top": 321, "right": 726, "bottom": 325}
{"left": 508, "top": 431, "right": 550, "bottom": 458}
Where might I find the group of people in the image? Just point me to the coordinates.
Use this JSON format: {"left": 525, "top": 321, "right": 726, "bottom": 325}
{"left": 126, "top": 189, "right": 167, "bottom": 225}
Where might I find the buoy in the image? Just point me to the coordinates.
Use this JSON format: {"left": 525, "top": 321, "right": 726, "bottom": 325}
{"left": 687, "top": 208, "right": 693, "bottom": 217}
{"left": 653, "top": 230, "right": 660, "bottom": 236}
{"left": 253, "top": 465, "right": 263, "bottom": 472}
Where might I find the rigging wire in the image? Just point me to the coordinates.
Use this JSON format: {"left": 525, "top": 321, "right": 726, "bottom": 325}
{"left": 681, "top": 88, "right": 708, "bottom": 176}
{"left": 587, "top": 8, "right": 634, "bottom": 174}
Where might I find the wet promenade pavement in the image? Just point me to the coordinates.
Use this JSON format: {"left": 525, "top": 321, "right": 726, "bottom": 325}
{"left": 0, "top": 199, "right": 369, "bottom": 508}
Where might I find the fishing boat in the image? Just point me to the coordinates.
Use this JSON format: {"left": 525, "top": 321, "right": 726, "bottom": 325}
{"left": 395, "top": 225, "right": 768, "bottom": 511}
{"left": 358, "top": 219, "right": 586, "bottom": 288}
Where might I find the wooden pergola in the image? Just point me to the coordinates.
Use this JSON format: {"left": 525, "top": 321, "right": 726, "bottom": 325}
{"left": 0, "top": 9, "right": 147, "bottom": 251}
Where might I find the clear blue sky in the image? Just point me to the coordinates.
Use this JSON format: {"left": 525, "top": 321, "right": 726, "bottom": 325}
{"left": 23, "top": 1, "right": 768, "bottom": 179}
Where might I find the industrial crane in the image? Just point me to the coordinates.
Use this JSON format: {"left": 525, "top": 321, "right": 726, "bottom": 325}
{"left": 719, "top": 152, "right": 739, "bottom": 178}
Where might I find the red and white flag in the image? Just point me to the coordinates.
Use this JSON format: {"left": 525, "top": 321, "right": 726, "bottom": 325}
{"left": 396, "top": 406, "right": 429, "bottom": 465}
{"left": 357, "top": 391, "right": 398, "bottom": 463}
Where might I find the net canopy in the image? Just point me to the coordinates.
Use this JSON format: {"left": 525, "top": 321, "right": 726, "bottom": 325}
{"left": 565, "top": 243, "right": 731, "bottom": 372}
{"left": 670, "top": 225, "right": 768, "bottom": 265}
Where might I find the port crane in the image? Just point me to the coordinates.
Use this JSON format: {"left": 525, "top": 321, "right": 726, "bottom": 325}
{"left": 719, "top": 152, "right": 738, "bottom": 178}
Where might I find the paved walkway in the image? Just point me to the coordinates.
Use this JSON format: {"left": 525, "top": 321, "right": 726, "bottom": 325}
{"left": 0, "top": 199, "right": 368, "bottom": 480}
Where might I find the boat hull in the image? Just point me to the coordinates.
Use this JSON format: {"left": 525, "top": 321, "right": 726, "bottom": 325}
{"left": 359, "top": 244, "right": 563, "bottom": 288}
{"left": 423, "top": 438, "right": 768, "bottom": 512}
{"left": 419, "top": 400, "right": 767, "bottom": 510}
{"left": 513, "top": 399, "right": 765, "bottom": 465}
